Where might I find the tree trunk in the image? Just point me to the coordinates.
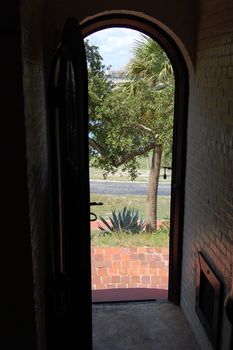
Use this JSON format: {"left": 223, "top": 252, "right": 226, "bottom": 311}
{"left": 145, "top": 146, "right": 162, "bottom": 232}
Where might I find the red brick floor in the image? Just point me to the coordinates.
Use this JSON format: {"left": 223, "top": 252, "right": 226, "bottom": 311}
{"left": 91, "top": 246, "right": 169, "bottom": 291}
{"left": 91, "top": 220, "right": 169, "bottom": 302}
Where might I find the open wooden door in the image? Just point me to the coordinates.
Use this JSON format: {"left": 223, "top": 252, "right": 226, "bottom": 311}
{"left": 47, "top": 18, "right": 92, "bottom": 349}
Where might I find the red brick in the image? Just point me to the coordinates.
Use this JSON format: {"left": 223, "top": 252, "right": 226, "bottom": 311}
{"left": 121, "top": 276, "right": 130, "bottom": 284}
{"left": 112, "top": 276, "right": 121, "bottom": 283}
{"left": 127, "top": 268, "right": 138, "bottom": 276}
{"left": 131, "top": 261, "right": 141, "bottom": 268}
{"left": 138, "top": 254, "right": 145, "bottom": 261}
{"left": 159, "top": 268, "right": 168, "bottom": 277}
{"left": 112, "top": 254, "right": 120, "bottom": 260}
{"left": 112, "top": 261, "right": 121, "bottom": 268}
{"left": 121, "top": 260, "right": 131, "bottom": 268}
{"left": 107, "top": 268, "right": 118, "bottom": 275}
{"left": 102, "top": 260, "right": 112, "bottom": 268}
{"left": 117, "top": 284, "right": 128, "bottom": 288}
{"left": 151, "top": 276, "right": 160, "bottom": 284}
{"left": 94, "top": 261, "right": 105, "bottom": 268}
{"left": 154, "top": 261, "right": 165, "bottom": 268}
{"left": 98, "top": 268, "right": 107, "bottom": 276}
{"left": 95, "top": 254, "right": 103, "bottom": 262}
{"left": 146, "top": 248, "right": 155, "bottom": 253}
{"left": 131, "top": 276, "right": 140, "bottom": 283}
{"left": 130, "top": 253, "right": 138, "bottom": 260}
{"left": 141, "top": 275, "right": 150, "bottom": 283}
{"left": 101, "top": 275, "right": 111, "bottom": 285}
{"left": 137, "top": 247, "right": 147, "bottom": 253}
{"left": 121, "top": 253, "right": 131, "bottom": 261}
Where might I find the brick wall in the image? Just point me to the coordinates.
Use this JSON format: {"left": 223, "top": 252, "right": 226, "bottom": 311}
{"left": 181, "top": 1, "right": 233, "bottom": 349}
{"left": 20, "top": 1, "right": 49, "bottom": 349}
{"left": 91, "top": 247, "right": 169, "bottom": 290}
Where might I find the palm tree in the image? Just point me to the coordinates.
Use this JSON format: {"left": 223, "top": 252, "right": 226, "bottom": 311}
{"left": 126, "top": 36, "right": 174, "bottom": 232}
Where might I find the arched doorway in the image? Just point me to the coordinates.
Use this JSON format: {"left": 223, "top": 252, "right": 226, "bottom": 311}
{"left": 47, "top": 13, "right": 189, "bottom": 349}
{"left": 81, "top": 13, "right": 189, "bottom": 304}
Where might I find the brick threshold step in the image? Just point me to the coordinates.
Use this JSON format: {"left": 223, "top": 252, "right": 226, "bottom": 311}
{"left": 92, "top": 288, "right": 168, "bottom": 303}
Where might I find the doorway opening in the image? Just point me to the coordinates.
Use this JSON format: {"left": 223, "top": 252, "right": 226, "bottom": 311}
{"left": 86, "top": 27, "right": 173, "bottom": 302}
{"left": 47, "top": 14, "right": 188, "bottom": 348}
{"left": 82, "top": 14, "right": 188, "bottom": 305}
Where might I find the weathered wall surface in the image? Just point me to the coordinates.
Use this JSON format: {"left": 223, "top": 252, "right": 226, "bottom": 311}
{"left": 0, "top": 2, "right": 37, "bottom": 349}
{"left": 181, "top": 1, "right": 233, "bottom": 349}
{"left": 44, "top": 0, "right": 197, "bottom": 71}
{"left": 20, "top": 1, "right": 49, "bottom": 349}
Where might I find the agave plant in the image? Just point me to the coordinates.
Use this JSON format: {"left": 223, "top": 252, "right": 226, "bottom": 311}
{"left": 98, "top": 206, "right": 145, "bottom": 234}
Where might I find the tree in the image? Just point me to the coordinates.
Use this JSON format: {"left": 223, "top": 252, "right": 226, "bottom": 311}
{"left": 86, "top": 36, "right": 174, "bottom": 232}
{"left": 124, "top": 36, "right": 174, "bottom": 231}
{"left": 85, "top": 39, "right": 113, "bottom": 155}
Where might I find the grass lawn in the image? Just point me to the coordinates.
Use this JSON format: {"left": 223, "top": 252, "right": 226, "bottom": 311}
{"left": 90, "top": 194, "right": 170, "bottom": 220}
{"left": 89, "top": 166, "right": 172, "bottom": 183}
{"left": 91, "top": 226, "right": 170, "bottom": 247}
{"left": 90, "top": 166, "right": 171, "bottom": 247}
{"left": 89, "top": 153, "right": 172, "bottom": 183}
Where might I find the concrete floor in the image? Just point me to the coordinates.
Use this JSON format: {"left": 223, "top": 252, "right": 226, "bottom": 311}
{"left": 92, "top": 301, "right": 199, "bottom": 350}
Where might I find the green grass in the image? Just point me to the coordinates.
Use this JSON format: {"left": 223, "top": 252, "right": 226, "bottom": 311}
{"left": 90, "top": 194, "right": 170, "bottom": 220}
{"left": 89, "top": 166, "right": 171, "bottom": 183}
{"left": 89, "top": 153, "right": 172, "bottom": 183}
{"left": 91, "top": 225, "right": 169, "bottom": 247}
{"left": 89, "top": 166, "right": 148, "bottom": 182}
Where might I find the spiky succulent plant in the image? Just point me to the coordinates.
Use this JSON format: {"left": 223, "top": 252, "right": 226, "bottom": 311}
{"left": 98, "top": 206, "right": 145, "bottom": 234}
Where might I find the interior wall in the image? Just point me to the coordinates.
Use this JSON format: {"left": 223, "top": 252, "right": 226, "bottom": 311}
{"left": 0, "top": 2, "right": 37, "bottom": 349}
{"left": 0, "top": 1, "right": 199, "bottom": 350}
{"left": 44, "top": 0, "right": 197, "bottom": 71}
{"left": 20, "top": 1, "right": 49, "bottom": 349}
{"left": 181, "top": 1, "right": 233, "bottom": 349}
{"left": 12, "top": 1, "right": 233, "bottom": 349}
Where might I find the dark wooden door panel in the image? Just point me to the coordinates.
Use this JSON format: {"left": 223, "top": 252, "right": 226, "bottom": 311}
{"left": 48, "top": 17, "right": 92, "bottom": 349}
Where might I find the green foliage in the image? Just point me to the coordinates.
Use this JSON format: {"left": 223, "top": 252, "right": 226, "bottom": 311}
{"left": 98, "top": 207, "right": 145, "bottom": 235}
{"left": 90, "top": 194, "right": 171, "bottom": 221}
{"left": 128, "top": 35, "right": 173, "bottom": 86}
{"left": 86, "top": 34, "right": 174, "bottom": 229}
{"left": 85, "top": 39, "right": 113, "bottom": 149}
{"left": 86, "top": 36, "right": 174, "bottom": 179}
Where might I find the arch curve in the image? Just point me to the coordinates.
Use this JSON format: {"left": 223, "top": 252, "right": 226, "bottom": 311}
{"left": 82, "top": 13, "right": 189, "bottom": 304}
{"left": 81, "top": 11, "right": 194, "bottom": 74}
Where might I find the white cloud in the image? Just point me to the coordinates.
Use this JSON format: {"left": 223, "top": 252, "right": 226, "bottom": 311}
{"left": 86, "top": 28, "right": 144, "bottom": 70}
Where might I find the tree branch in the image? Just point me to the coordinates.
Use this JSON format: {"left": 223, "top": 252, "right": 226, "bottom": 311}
{"left": 115, "top": 142, "right": 157, "bottom": 167}
{"left": 89, "top": 138, "right": 107, "bottom": 160}
{"left": 135, "top": 124, "right": 157, "bottom": 140}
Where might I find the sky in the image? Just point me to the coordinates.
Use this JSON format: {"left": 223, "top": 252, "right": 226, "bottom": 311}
{"left": 86, "top": 28, "right": 143, "bottom": 71}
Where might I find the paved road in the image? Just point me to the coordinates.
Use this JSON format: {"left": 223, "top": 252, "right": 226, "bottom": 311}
{"left": 90, "top": 180, "right": 171, "bottom": 196}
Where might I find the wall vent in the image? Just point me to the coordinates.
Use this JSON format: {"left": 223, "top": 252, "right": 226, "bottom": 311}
{"left": 195, "top": 252, "right": 223, "bottom": 349}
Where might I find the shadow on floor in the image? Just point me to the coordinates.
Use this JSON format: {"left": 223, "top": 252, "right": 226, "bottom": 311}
{"left": 92, "top": 301, "right": 199, "bottom": 350}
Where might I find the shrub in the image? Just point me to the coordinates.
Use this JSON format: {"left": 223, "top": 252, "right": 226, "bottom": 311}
{"left": 98, "top": 206, "right": 145, "bottom": 235}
